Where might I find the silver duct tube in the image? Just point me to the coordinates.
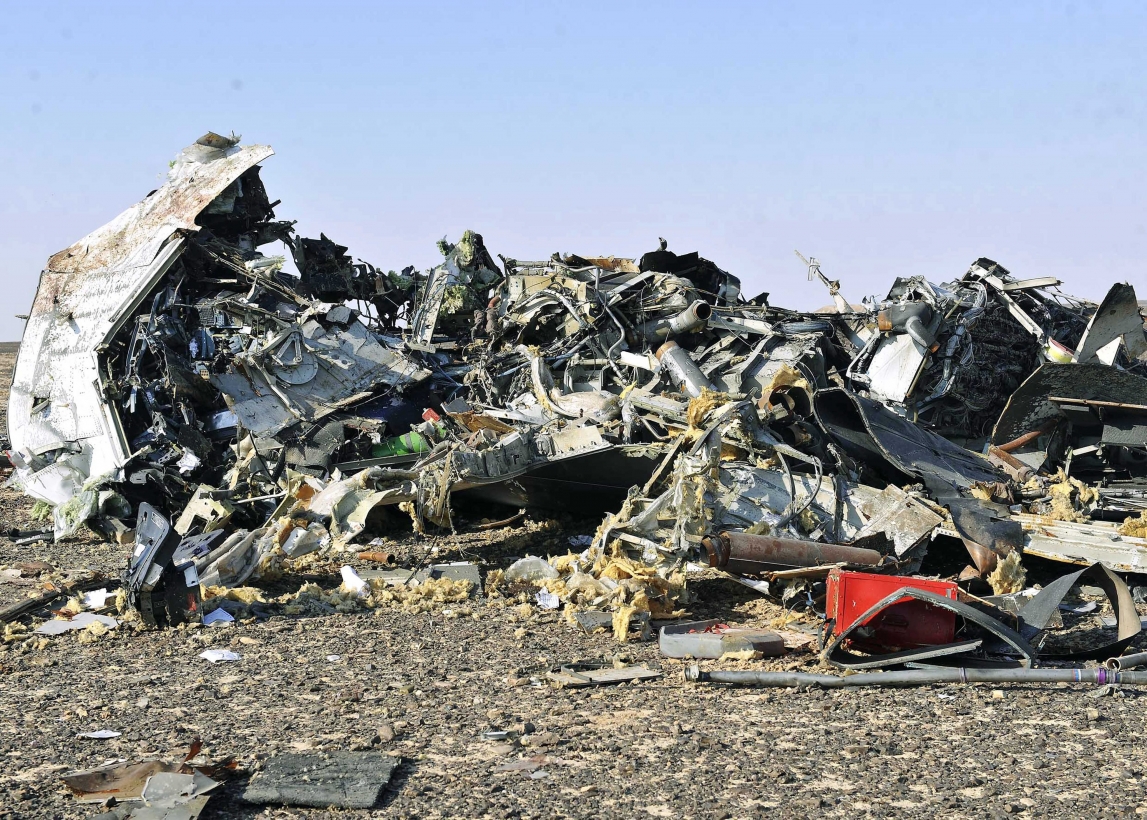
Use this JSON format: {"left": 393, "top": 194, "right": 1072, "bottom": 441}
{"left": 640, "top": 301, "right": 712, "bottom": 341}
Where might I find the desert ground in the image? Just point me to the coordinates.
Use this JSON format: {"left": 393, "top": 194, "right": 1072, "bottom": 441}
{"left": 0, "top": 342, "right": 1145, "bottom": 820}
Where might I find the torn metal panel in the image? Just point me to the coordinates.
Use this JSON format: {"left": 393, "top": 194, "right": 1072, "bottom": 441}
{"left": 1016, "top": 513, "right": 1147, "bottom": 573}
{"left": 851, "top": 485, "right": 943, "bottom": 557}
{"left": 9, "top": 136, "right": 274, "bottom": 498}
{"left": 407, "top": 231, "right": 501, "bottom": 351}
{"left": 242, "top": 751, "right": 397, "bottom": 809}
{"left": 211, "top": 324, "right": 429, "bottom": 437}
{"left": 714, "top": 462, "right": 878, "bottom": 540}
{"left": 991, "top": 363, "right": 1147, "bottom": 465}
{"left": 814, "top": 388, "right": 1004, "bottom": 496}
{"left": 1074, "top": 282, "right": 1147, "bottom": 364}
{"left": 947, "top": 498, "right": 1023, "bottom": 576}
{"left": 1017, "top": 562, "right": 1141, "bottom": 660}
{"left": 858, "top": 333, "right": 928, "bottom": 405}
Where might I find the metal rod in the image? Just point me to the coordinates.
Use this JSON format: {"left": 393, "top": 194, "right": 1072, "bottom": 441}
{"left": 997, "top": 419, "right": 1057, "bottom": 453}
{"left": 685, "top": 666, "right": 1147, "bottom": 688}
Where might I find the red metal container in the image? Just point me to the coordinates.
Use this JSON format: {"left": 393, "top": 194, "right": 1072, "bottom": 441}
{"left": 825, "top": 569, "right": 957, "bottom": 652}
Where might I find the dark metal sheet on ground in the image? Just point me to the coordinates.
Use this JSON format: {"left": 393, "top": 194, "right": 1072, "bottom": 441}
{"left": 242, "top": 751, "right": 398, "bottom": 809}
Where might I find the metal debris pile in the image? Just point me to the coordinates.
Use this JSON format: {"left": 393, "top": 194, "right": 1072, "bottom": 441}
{"left": 11, "top": 133, "right": 1147, "bottom": 672}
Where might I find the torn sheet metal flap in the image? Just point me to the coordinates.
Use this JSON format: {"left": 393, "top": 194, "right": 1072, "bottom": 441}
{"left": 545, "top": 662, "right": 662, "bottom": 687}
{"left": 852, "top": 485, "right": 943, "bottom": 556}
{"left": 1016, "top": 513, "right": 1147, "bottom": 573}
{"left": 863, "top": 333, "right": 928, "bottom": 404}
{"left": 992, "top": 363, "right": 1147, "bottom": 446}
{"left": 62, "top": 760, "right": 173, "bottom": 803}
{"left": 948, "top": 499, "right": 1024, "bottom": 575}
{"left": 1074, "top": 282, "right": 1147, "bottom": 363}
{"left": 814, "top": 388, "right": 1004, "bottom": 496}
{"left": 1018, "top": 562, "right": 1141, "bottom": 660}
{"left": 9, "top": 139, "right": 274, "bottom": 494}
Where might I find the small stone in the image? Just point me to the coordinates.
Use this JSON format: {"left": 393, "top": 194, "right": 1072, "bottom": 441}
{"left": 1087, "top": 708, "right": 1101, "bottom": 721}
{"left": 523, "top": 730, "right": 557, "bottom": 748}
{"left": 991, "top": 689, "right": 1004, "bottom": 700}
{"left": 377, "top": 724, "right": 396, "bottom": 742}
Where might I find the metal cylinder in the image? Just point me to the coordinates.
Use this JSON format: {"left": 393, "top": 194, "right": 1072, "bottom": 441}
{"left": 640, "top": 301, "right": 712, "bottom": 340}
{"left": 702, "top": 530, "right": 883, "bottom": 573}
{"left": 655, "top": 340, "right": 713, "bottom": 398}
{"left": 666, "top": 301, "right": 712, "bottom": 335}
{"left": 1106, "top": 651, "right": 1147, "bottom": 672}
{"left": 685, "top": 665, "right": 1147, "bottom": 688}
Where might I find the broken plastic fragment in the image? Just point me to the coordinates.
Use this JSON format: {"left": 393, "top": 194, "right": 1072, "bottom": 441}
{"left": 339, "top": 565, "right": 368, "bottom": 597}
{"left": 202, "top": 609, "right": 235, "bottom": 626}
{"left": 36, "top": 612, "right": 119, "bottom": 635}
{"left": 77, "top": 729, "right": 121, "bottom": 739}
{"left": 82, "top": 588, "right": 112, "bottom": 609}
{"left": 199, "top": 649, "right": 240, "bottom": 663}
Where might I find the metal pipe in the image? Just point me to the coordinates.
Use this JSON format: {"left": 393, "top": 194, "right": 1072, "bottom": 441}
{"left": 996, "top": 419, "right": 1058, "bottom": 453}
{"left": 596, "top": 297, "right": 630, "bottom": 379}
{"left": 877, "top": 303, "right": 935, "bottom": 348}
{"left": 655, "top": 340, "right": 713, "bottom": 398}
{"left": 702, "top": 531, "right": 883, "bottom": 573}
{"left": 1106, "top": 651, "right": 1147, "bottom": 671}
{"left": 685, "top": 665, "right": 1147, "bottom": 688}
{"left": 986, "top": 445, "right": 1035, "bottom": 482}
{"left": 639, "top": 301, "right": 712, "bottom": 340}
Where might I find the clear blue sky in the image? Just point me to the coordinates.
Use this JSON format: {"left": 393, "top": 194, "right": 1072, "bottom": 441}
{"left": 2, "top": 1, "right": 1144, "bottom": 340}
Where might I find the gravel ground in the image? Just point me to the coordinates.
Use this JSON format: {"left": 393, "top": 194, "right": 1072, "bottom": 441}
{"left": 2, "top": 346, "right": 1147, "bottom": 820}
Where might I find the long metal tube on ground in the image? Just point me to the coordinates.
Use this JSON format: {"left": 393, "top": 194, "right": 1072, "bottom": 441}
{"left": 1106, "top": 651, "right": 1147, "bottom": 671}
{"left": 702, "top": 531, "right": 883, "bottom": 574}
{"left": 685, "top": 666, "right": 1147, "bottom": 687}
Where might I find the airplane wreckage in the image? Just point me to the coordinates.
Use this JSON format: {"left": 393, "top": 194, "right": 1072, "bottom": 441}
{"left": 10, "top": 132, "right": 1147, "bottom": 671}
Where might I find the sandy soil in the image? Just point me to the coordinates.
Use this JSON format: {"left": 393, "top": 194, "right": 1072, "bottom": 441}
{"left": 1, "top": 346, "right": 1146, "bottom": 820}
